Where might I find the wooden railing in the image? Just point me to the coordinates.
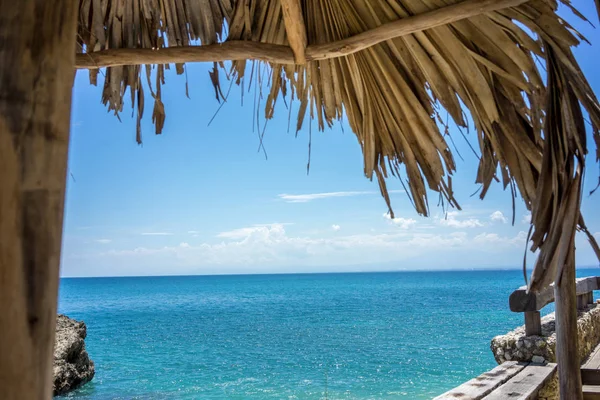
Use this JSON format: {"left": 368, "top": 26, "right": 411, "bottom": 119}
{"left": 509, "top": 276, "right": 600, "bottom": 336}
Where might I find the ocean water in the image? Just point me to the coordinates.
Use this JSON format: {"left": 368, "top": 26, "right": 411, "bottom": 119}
{"left": 57, "top": 269, "right": 594, "bottom": 399}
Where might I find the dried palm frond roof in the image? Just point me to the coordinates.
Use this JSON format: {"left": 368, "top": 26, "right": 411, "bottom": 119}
{"left": 75, "top": 0, "right": 600, "bottom": 290}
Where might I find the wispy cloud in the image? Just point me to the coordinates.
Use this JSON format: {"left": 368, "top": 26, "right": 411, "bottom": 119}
{"left": 490, "top": 211, "right": 507, "bottom": 224}
{"left": 522, "top": 212, "right": 532, "bottom": 224}
{"left": 95, "top": 239, "right": 112, "bottom": 244}
{"left": 332, "top": 224, "right": 341, "bottom": 231}
{"left": 383, "top": 213, "right": 417, "bottom": 229}
{"left": 278, "top": 191, "right": 371, "bottom": 203}
{"left": 188, "top": 230, "right": 199, "bottom": 234}
{"left": 439, "top": 211, "right": 483, "bottom": 228}
{"left": 141, "top": 232, "right": 174, "bottom": 236}
{"left": 217, "top": 224, "right": 285, "bottom": 240}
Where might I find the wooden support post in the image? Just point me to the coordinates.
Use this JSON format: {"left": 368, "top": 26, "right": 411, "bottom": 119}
{"left": 280, "top": 0, "right": 307, "bottom": 64}
{"left": 524, "top": 311, "right": 542, "bottom": 336}
{"left": 0, "top": 2, "right": 78, "bottom": 399}
{"left": 577, "top": 293, "right": 589, "bottom": 310}
{"left": 554, "top": 258, "right": 583, "bottom": 400}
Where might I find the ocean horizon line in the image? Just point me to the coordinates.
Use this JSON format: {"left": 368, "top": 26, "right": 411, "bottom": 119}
{"left": 60, "top": 265, "right": 599, "bottom": 279}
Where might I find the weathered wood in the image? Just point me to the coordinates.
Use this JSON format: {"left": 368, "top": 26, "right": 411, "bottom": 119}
{"left": 483, "top": 363, "right": 557, "bottom": 400}
{"left": 581, "top": 327, "right": 600, "bottom": 386}
{"left": 524, "top": 311, "right": 542, "bottom": 336}
{"left": 75, "top": 0, "right": 528, "bottom": 69}
{"left": 304, "top": 0, "right": 529, "bottom": 61}
{"left": 76, "top": 41, "right": 296, "bottom": 68}
{"left": 509, "top": 277, "right": 600, "bottom": 312}
{"left": 555, "top": 259, "right": 583, "bottom": 399}
{"left": 433, "top": 362, "right": 526, "bottom": 400}
{"left": 0, "top": 2, "right": 78, "bottom": 399}
{"left": 583, "top": 385, "right": 600, "bottom": 400}
{"left": 280, "top": 0, "right": 307, "bottom": 64}
{"left": 579, "top": 293, "right": 591, "bottom": 310}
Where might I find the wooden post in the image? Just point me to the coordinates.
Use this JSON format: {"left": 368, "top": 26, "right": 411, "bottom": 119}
{"left": 577, "top": 293, "right": 589, "bottom": 310}
{"left": 524, "top": 311, "right": 542, "bottom": 336}
{"left": 554, "top": 257, "right": 583, "bottom": 400}
{"left": 0, "top": 2, "right": 78, "bottom": 399}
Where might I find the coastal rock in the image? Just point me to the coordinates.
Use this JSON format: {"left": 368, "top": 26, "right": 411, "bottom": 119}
{"left": 53, "top": 314, "right": 95, "bottom": 396}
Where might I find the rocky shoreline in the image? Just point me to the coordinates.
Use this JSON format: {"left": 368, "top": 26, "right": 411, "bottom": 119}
{"left": 53, "top": 314, "right": 95, "bottom": 396}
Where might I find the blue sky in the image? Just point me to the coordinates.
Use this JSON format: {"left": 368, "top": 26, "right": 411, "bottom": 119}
{"left": 61, "top": 4, "right": 600, "bottom": 277}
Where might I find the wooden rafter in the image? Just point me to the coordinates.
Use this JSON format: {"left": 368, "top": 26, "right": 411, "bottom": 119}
{"left": 76, "top": 41, "right": 295, "bottom": 69}
{"left": 280, "top": 0, "right": 307, "bottom": 64}
{"left": 75, "top": 0, "right": 529, "bottom": 69}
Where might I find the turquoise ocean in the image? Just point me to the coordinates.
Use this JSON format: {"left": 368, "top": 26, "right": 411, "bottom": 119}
{"left": 57, "top": 269, "right": 596, "bottom": 399}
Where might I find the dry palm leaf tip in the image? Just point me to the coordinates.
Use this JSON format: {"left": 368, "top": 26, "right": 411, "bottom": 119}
{"left": 76, "top": 0, "right": 600, "bottom": 289}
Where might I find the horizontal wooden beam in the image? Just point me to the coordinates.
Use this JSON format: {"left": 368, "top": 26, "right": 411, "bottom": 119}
{"left": 75, "top": 0, "right": 528, "bottom": 69}
{"left": 509, "top": 276, "right": 600, "bottom": 312}
{"left": 76, "top": 41, "right": 295, "bottom": 69}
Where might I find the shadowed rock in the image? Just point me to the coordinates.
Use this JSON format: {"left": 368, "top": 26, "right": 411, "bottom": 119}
{"left": 53, "top": 314, "right": 95, "bottom": 396}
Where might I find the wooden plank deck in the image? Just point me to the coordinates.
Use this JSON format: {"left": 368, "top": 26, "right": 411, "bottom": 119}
{"left": 582, "top": 342, "right": 600, "bottom": 398}
{"left": 582, "top": 342, "right": 600, "bottom": 386}
{"left": 433, "top": 362, "right": 526, "bottom": 400}
{"left": 583, "top": 385, "right": 600, "bottom": 400}
{"left": 483, "top": 363, "right": 556, "bottom": 400}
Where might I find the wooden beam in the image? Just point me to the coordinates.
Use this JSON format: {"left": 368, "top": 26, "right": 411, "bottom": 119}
{"left": 555, "top": 258, "right": 583, "bottom": 399}
{"left": 0, "top": 2, "right": 78, "bottom": 399}
{"left": 76, "top": 41, "right": 296, "bottom": 69}
{"left": 280, "top": 0, "right": 307, "bottom": 64}
{"left": 509, "top": 276, "right": 600, "bottom": 312}
{"left": 304, "top": 0, "right": 529, "bottom": 61}
{"left": 75, "top": 0, "right": 528, "bottom": 69}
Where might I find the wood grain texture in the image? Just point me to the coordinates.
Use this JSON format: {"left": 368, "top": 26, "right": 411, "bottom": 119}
{"left": 304, "top": 0, "right": 529, "bottom": 61}
{"left": 0, "top": 1, "right": 77, "bottom": 399}
{"left": 555, "top": 261, "right": 584, "bottom": 399}
{"left": 433, "top": 362, "right": 526, "bottom": 400}
{"left": 483, "top": 363, "right": 557, "bottom": 400}
{"left": 524, "top": 311, "right": 542, "bottom": 337}
{"left": 280, "top": 0, "right": 307, "bottom": 63}
{"left": 509, "top": 277, "right": 600, "bottom": 312}
{"left": 75, "top": 0, "right": 528, "bottom": 69}
{"left": 76, "top": 41, "right": 296, "bottom": 68}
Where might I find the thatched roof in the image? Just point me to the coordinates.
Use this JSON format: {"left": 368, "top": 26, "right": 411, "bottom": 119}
{"left": 75, "top": 0, "right": 600, "bottom": 291}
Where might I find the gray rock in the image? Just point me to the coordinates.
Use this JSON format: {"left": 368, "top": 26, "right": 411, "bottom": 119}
{"left": 53, "top": 315, "right": 95, "bottom": 396}
{"left": 516, "top": 340, "right": 524, "bottom": 349}
{"left": 531, "top": 355, "right": 546, "bottom": 364}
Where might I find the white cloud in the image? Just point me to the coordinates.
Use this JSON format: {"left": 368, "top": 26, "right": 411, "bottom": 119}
{"left": 141, "top": 232, "right": 174, "bottom": 236}
{"left": 68, "top": 223, "right": 535, "bottom": 276}
{"left": 383, "top": 213, "right": 417, "bottom": 229}
{"left": 188, "top": 230, "right": 199, "bottom": 234}
{"left": 490, "top": 211, "right": 507, "bottom": 224}
{"left": 278, "top": 191, "right": 371, "bottom": 203}
{"left": 474, "top": 231, "right": 528, "bottom": 246}
{"left": 217, "top": 224, "right": 286, "bottom": 240}
{"left": 439, "top": 211, "right": 483, "bottom": 228}
{"left": 522, "top": 212, "right": 532, "bottom": 224}
{"left": 95, "top": 239, "right": 112, "bottom": 244}
{"left": 332, "top": 224, "right": 341, "bottom": 231}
